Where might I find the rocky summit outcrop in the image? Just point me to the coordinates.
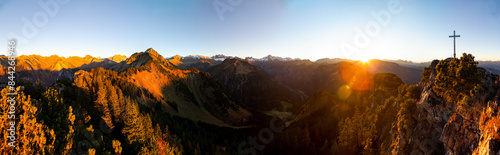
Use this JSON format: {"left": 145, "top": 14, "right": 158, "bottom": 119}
{"left": 473, "top": 99, "right": 500, "bottom": 154}
{"left": 390, "top": 61, "right": 449, "bottom": 154}
{"left": 400, "top": 59, "right": 500, "bottom": 154}
{"left": 439, "top": 70, "right": 500, "bottom": 155}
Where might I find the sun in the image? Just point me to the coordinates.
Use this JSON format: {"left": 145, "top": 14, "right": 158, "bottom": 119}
{"left": 359, "top": 57, "right": 371, "bottom": 63}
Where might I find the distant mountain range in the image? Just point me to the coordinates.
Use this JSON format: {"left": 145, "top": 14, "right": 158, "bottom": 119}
{"left": 2, "top": 48, "right": 500, "bottom": 154}
{"left": 0, "top": 48, "right": 427, "bottom": 123}
{"left": 4, "top": 51, "right": 500, "bottom": 86}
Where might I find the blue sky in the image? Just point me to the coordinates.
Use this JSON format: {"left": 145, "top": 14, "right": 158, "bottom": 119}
{"left": 0, "top": 0, "right": 499, "bottom": 62}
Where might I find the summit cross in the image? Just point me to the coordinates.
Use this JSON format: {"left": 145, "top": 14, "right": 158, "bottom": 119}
{"left": 449, "top": 30, "right": 461, "bottom": 58}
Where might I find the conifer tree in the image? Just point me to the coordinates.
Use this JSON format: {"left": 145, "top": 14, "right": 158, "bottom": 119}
{"left": 0, "top": 88, "right": 53, "bottom": 154}
{"left": 63, "top": 106, "right": 75, "bottom": 154}
{"left": 112, "top": 140, "right": 122, "bottom": 154}
{"left": 434, "top": 53, "right": 483, "bottom": 107}
{"left": 95, "top": 84, "right": 114, "bottom": 129}
{"left": 108, "top": 86, "right": 124, "bottom": 122}
{"left": 39, "top": 87, "right": 76, "bottom": 154}
{"left": 122, "top": 97, "right": 148, "bottom": 144}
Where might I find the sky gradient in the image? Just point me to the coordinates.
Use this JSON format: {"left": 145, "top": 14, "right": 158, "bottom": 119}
{"left": 0, "top": 0, "right": 499, "bottom": 62}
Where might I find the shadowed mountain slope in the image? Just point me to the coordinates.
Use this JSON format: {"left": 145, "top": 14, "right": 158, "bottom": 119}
{"left": 73, "top": 48, "right": 252, "bottom": 127}
{"left": 206, "top": 58, "right": 306, "bottom": 112}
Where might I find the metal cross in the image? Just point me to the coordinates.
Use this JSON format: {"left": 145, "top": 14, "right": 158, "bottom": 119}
{"left": 449, "top": 30, "right": 461, "bottom": 58}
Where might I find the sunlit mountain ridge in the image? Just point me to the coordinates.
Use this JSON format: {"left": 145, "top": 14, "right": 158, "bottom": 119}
{"left": 1, "top": 48, "right": 500, "bottom": 154}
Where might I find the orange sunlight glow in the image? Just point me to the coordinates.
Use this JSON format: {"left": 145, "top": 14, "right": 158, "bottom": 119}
{"left": 359, "top": 57, "right": 371, "bottom": 64}
{"left": 339, "top": 63, "right": 373, "bottom": 91}
{"left": 337, "top": 84, "right": 352, "bottom": 100}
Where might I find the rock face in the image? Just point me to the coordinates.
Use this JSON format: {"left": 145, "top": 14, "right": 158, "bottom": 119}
{"left": 403, "top": 59, "right": 500, "bottom": 154}
{"left": 473, "top": 100, "right": 500, "bottom": 154}
{"left": 439, "top": 72, "right": 500, "bottom": 154}
{"left": 440, "top": 113, "right": 480, "bottom": 154}
{"left": 391, "top": 74, "right": 449, "bottom": 154}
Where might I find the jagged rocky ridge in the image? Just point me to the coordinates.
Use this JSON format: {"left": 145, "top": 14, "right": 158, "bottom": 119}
{"left": 0, "top": 54, "right": 125, "bottom": 86}
{"left": 74, "top": 48, "right": 252, "bottom": 126}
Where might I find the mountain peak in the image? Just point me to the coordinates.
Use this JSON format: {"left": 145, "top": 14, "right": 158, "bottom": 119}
{"left": 112, "top": 48, "right": 169, "bottom": 71}
{"left": 214, "top": 58, "right": 260, "bottom": 75}
{"left": 145, "top": 48, "right": 159, "bottom": 56}
{"left": 127, "top": 48, "right": 164, "bottom": 62}
{"left": 221, "top": 58, "right": 250, "bottom": 66}
{"left": 108, "top": 54, "right": 127, "bottom": 63}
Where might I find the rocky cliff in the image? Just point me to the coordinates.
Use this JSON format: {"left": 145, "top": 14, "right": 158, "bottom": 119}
{"left": 396, "top": 59, "right": 500, "bottom": 154}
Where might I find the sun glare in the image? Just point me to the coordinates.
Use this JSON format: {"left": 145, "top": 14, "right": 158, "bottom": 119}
{"left": 359, "top": 57, "right": 370, "bottom": 63}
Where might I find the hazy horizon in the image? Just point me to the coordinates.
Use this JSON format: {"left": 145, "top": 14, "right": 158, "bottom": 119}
{"left": 5, "top": 48, "right": 500, "bottom": 63}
